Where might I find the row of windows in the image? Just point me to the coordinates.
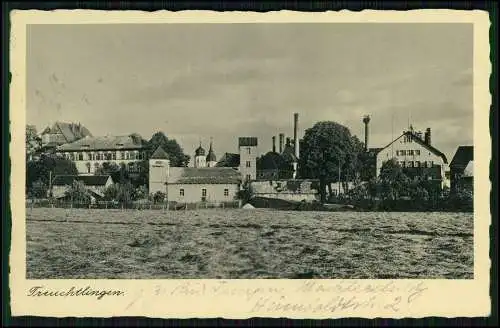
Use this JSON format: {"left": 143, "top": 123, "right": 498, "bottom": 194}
{"left": 61, "top": 151, "right": 145, "bottom": 161}
{"left": 178, "top": 188, "right": 230, "bottom": 197}
{"left": 400, "top": 161, "right": 434, "bottom": 168}
{"left": 396, "top": 149, "right": 421, "bottom": 156}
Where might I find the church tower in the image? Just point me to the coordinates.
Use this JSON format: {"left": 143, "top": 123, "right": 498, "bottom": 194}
{"left": 194, "top": 141, "right": 206, "bottom": 168}
{"left": 206, "top": 138, "right": 217, "bottom": 168}
{"left": 148, "top": 146, "right": 170, "bottom": 196}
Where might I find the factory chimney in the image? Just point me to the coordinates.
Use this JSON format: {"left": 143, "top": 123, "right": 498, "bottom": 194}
{"left": 272, "top": 136, "right": 276, "bottom": 153}
{"left": 362, "top": 115, "right": 371, "bottom": 152}
{"left": 293, "top": 113, "right": 299, "bottom": 159}
{"left": 279, "top": 133, "right": 285, "bottom": 153}
{"left": 424, "top": 128, "right": 432, "bottom": 145}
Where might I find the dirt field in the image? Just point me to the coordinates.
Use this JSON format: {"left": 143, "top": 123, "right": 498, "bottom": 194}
{"left": 26, "top": 208, "right": 473, "bottom": 279}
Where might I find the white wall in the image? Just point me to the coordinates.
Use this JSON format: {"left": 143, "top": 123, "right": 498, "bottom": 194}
{"left": 167, "top": 183, "right": 239, "bottom": 203}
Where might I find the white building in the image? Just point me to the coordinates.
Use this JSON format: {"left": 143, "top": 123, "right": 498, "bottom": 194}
{"left": 375, "top": 128, "right": 448, "bottom": 188}
{"left": 56, "top": 134, "right": 147, "bottom": 175}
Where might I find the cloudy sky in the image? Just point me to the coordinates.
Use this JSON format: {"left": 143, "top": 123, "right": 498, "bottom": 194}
{"left": 27, "top": 23, "right": 472, "bottom": 164}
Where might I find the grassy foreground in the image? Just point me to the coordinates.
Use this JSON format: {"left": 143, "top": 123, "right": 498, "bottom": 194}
{"left": 26, "top": 208, "right": 473, "bottom": 279}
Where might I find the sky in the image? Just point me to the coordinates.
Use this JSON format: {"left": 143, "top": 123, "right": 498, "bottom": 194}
{"left": 26, "top": 23, "right": 473, "bottom": 164}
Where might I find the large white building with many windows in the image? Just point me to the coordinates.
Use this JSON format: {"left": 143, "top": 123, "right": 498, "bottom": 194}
{"left": 56, "top": 133, "right": 147, "bottom": 175}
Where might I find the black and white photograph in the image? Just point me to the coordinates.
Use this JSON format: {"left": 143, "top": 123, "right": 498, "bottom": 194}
{"left": 24, "top": 20, "right": 476, "bottom": 280}
{"left": 9, "top": 9, "right": 492, "bottom": 319}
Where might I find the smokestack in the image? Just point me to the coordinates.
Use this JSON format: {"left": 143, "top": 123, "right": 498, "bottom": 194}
{"left": 272, "top": 136, "right": 276, "bottom": 153}
{"left": 362, "top": 115, "right": 371, "bottom": 152}
{"left": 293, "top": 113, "right": 299, "bottom": 159}
{"left": 424, "top": 128, "right": 431, "bottom": 145}
{"left": 279, "top": 133, "right": 285, "bottom": 153}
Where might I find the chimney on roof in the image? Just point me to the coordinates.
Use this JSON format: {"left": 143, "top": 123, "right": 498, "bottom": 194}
{"left": 279, "top": 133, "right": 285, "bottom": 153}
{"left": 272, "top": 136, "right": 276, "bottom": 153}
{"left": 424, "top": 128, "right": 431, "bottom": 145}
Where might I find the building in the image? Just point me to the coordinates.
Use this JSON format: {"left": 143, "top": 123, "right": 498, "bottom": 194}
{"left": 206, "top": 139, "right": 217, "bottom": 167}
{"left": 56, "top": 133, "right": 147, "bottom": 175}
{"left": 193, "top": 138, "right": 218, "bottom": 168}
{"left": 40, "top": 122, "right": 92, "bottom": 149}
{"left": 449, "top": 146, "right": 474, "bottom": 192}
{"left": 148, "top": 146, "right": 170, "bottom": 195}
{"left": 167, "top": 167, "right": 241, "bottom": 203}
{"left": 50, "top": 174, "right": 114, "bottom": 201}
{"left": 249, "top": 179, "right": 319, "bottom": 202}
{"left": 374, "top": 127, "right": 448, "bottom": 188}
{"left": 238, "top": 137, "right": 258, "bottom": 183}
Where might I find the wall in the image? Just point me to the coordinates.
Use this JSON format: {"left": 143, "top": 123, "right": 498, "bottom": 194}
{"left": 250, "top": 180, "right": 319, "bottom": 202}
{"left": 376, "top": 136, "right": 446, "bottom": 186}
{"left": 149, "top": 159, "right": 169, "bottom": 195}
{"left": 239, "top": 146, "right": 257, "bottom": 182}
{"left": 167, "top": 183, "right": 239, "bottom": 203}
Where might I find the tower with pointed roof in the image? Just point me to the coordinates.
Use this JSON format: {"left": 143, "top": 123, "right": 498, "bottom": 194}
{"left": 206, "top": 138, "right": 217, "bottom": 168}
{"left": 148, "top": 145, "right": 170, "bottom": 196}
{"left": 194, "top": 141, "right": 206, "bottom": 168}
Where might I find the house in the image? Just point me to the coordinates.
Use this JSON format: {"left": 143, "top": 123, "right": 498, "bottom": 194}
{"left": 148, "top": 145, "right": 242, "bottom": 204}
{"left": 374, "top": 127, "right": 448, "bottom": 188}
{"left": 40, "top": 122, "right": 92, "bottom": 149}
{"left": 56, "top": 133, "right": 147, "bottom": 175}
{"left": 449, "top": 146, "right": 474, "bottom": 192}
{"left": 50, "top": 175, "right": 114, "bottom": 201}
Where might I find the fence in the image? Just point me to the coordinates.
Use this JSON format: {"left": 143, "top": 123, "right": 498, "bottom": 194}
{"left": 26, "top": 198, "right": 242, "bottom": 211}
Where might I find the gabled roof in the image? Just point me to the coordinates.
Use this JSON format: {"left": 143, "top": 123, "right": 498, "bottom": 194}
{"left": 450, "top": 146, "right": 474, "bottom": 168}
{"left": 42, "top": 122, "right": 92, "bottom": 142}
{"left": 167, "top": 167, "right": 241, "bottom": 184}
{"left": 57, "top": 134, "right": 145, "bottom": 151}
{"left": 150, "top": 146, "right": 169, "bottom": 160}
{"left": 52, "top": 175, "right": 112, "bottom": 186}
{"left": 216, "top": 152, "right": 240, "bottom": 167}
{"left": 378, "top": 131, "right": 448, "bottom": 164}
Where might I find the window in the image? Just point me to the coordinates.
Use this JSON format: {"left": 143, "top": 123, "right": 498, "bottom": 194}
{"left": 396, "top": 150, "right": 400, "bottom": 156}
{"left": 246, "top": 174, "right": 251, "bottom": 181}
{"left": 224, "top": 188, "right": 229, "bottom": 197}
{"left": 415, "top": 150, "right": 420, "bottom": 156}
{"left": 120, "top": 151, "right": 125, "bottom": 160}
{"left": 112, "top": 152, "right": 116, "bottom": 160}
{"left": 78, "top": 153, "right": 83, "bottom": 161}
{"left": 408, "top": 161, "right": 414, "bottom": 168}
{"left": 86, "top": 162, "right": 91, "bottom": 173}
{"left": 400, "top": 161, "right": 406, "bottom": 168}
{"left": 415, "top": 161, "right": 420, "bottom": 168}
{"left": 180, "top": 189, "right": 184, "bottom": 197}
{"left": 246, "top": 161, "right": 251, "bottom": 168}
{"left": 408, "top": 150, "right": 414, "bottom": 156}
{"left": 247, "top": 147, "right": 251, "bottom": 154}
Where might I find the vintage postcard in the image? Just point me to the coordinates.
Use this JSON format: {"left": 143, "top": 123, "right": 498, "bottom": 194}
{"left": 9, "top": 9, "right": 491, "bottom": 318}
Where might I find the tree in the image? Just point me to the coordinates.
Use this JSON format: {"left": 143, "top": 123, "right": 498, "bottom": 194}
{"left": 147, "top": 132, "right": 190, "bottom": 167}
{"left": 65, "top": 180, "right": 91, "bottom": 203}
{"left": 26, "top": 125, "right": 42, "bottom": 159}
{"left": 378, "top": 158, "right": 410, "bottom": 200}
{"left": 26, "top": 154, "right": 78, "bottom": 193}
{"left": 95, "top": 162, "right": 121, "bottom": 182}
{"left": 31, "top": 179, "right": 48, "bottom": 199}
{"left": 298, "top": 121, "right": 363, "bottom": 202}
{"left": 135, "top": 185, "right": 148, "bottom": 200}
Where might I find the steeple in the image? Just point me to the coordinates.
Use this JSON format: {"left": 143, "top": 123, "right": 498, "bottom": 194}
{"left": 206, "top": 137, "right": 217, "bottom": 167}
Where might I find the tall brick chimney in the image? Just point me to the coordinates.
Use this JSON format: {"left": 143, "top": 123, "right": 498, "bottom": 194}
{"left": 272, "top": 136, "right": 276, "bottom": 153}
{"left": 293, "top": 113, "right": 299, "bottom": 158}
{"left": 362, "top": 115, "right": 370, "bottom": 152}
{"left": 424, "top": 128, "right": 431, "bottom": 145}
{"left": 279, "top": 133, "right": 285, "bottom": 153}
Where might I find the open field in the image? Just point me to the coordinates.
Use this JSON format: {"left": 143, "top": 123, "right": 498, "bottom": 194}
{"left": 26, "top": 208, "right": 473, "bottom": 279}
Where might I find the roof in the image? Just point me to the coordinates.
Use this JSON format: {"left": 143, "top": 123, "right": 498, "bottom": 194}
{"left": 42, "top": 122, "right": 92, "bottom": 142}
{"left": 52, "top": 175, "right": 112, "bottom": 186}
{"left": 195, "top": 145, "right": 206, "bottom": 156}
{"left": 450, "top": 146, "right": 474, "bottom": 169}
{"left": 167, "top": 167, "right": 241, "bottom": 184}
{"left": 216, "top": 152, "right": 240, "bottom": 167}
{"left": 206, "top": 142, "right": 216, "bottom": 161}
{"left": 239, "top": 137, "right": 258, "bottom": 147}
{"left": 56, "top": 134, "right": 145, "bottom": 151}
{"left": 378, "top": 131, "right": 448, "bottom": 164}
{"left": 150, "top": 146, "right": 169, "bottom": 160}
{"left": 463, "top": 160, "right": 474, "bottom": 177}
